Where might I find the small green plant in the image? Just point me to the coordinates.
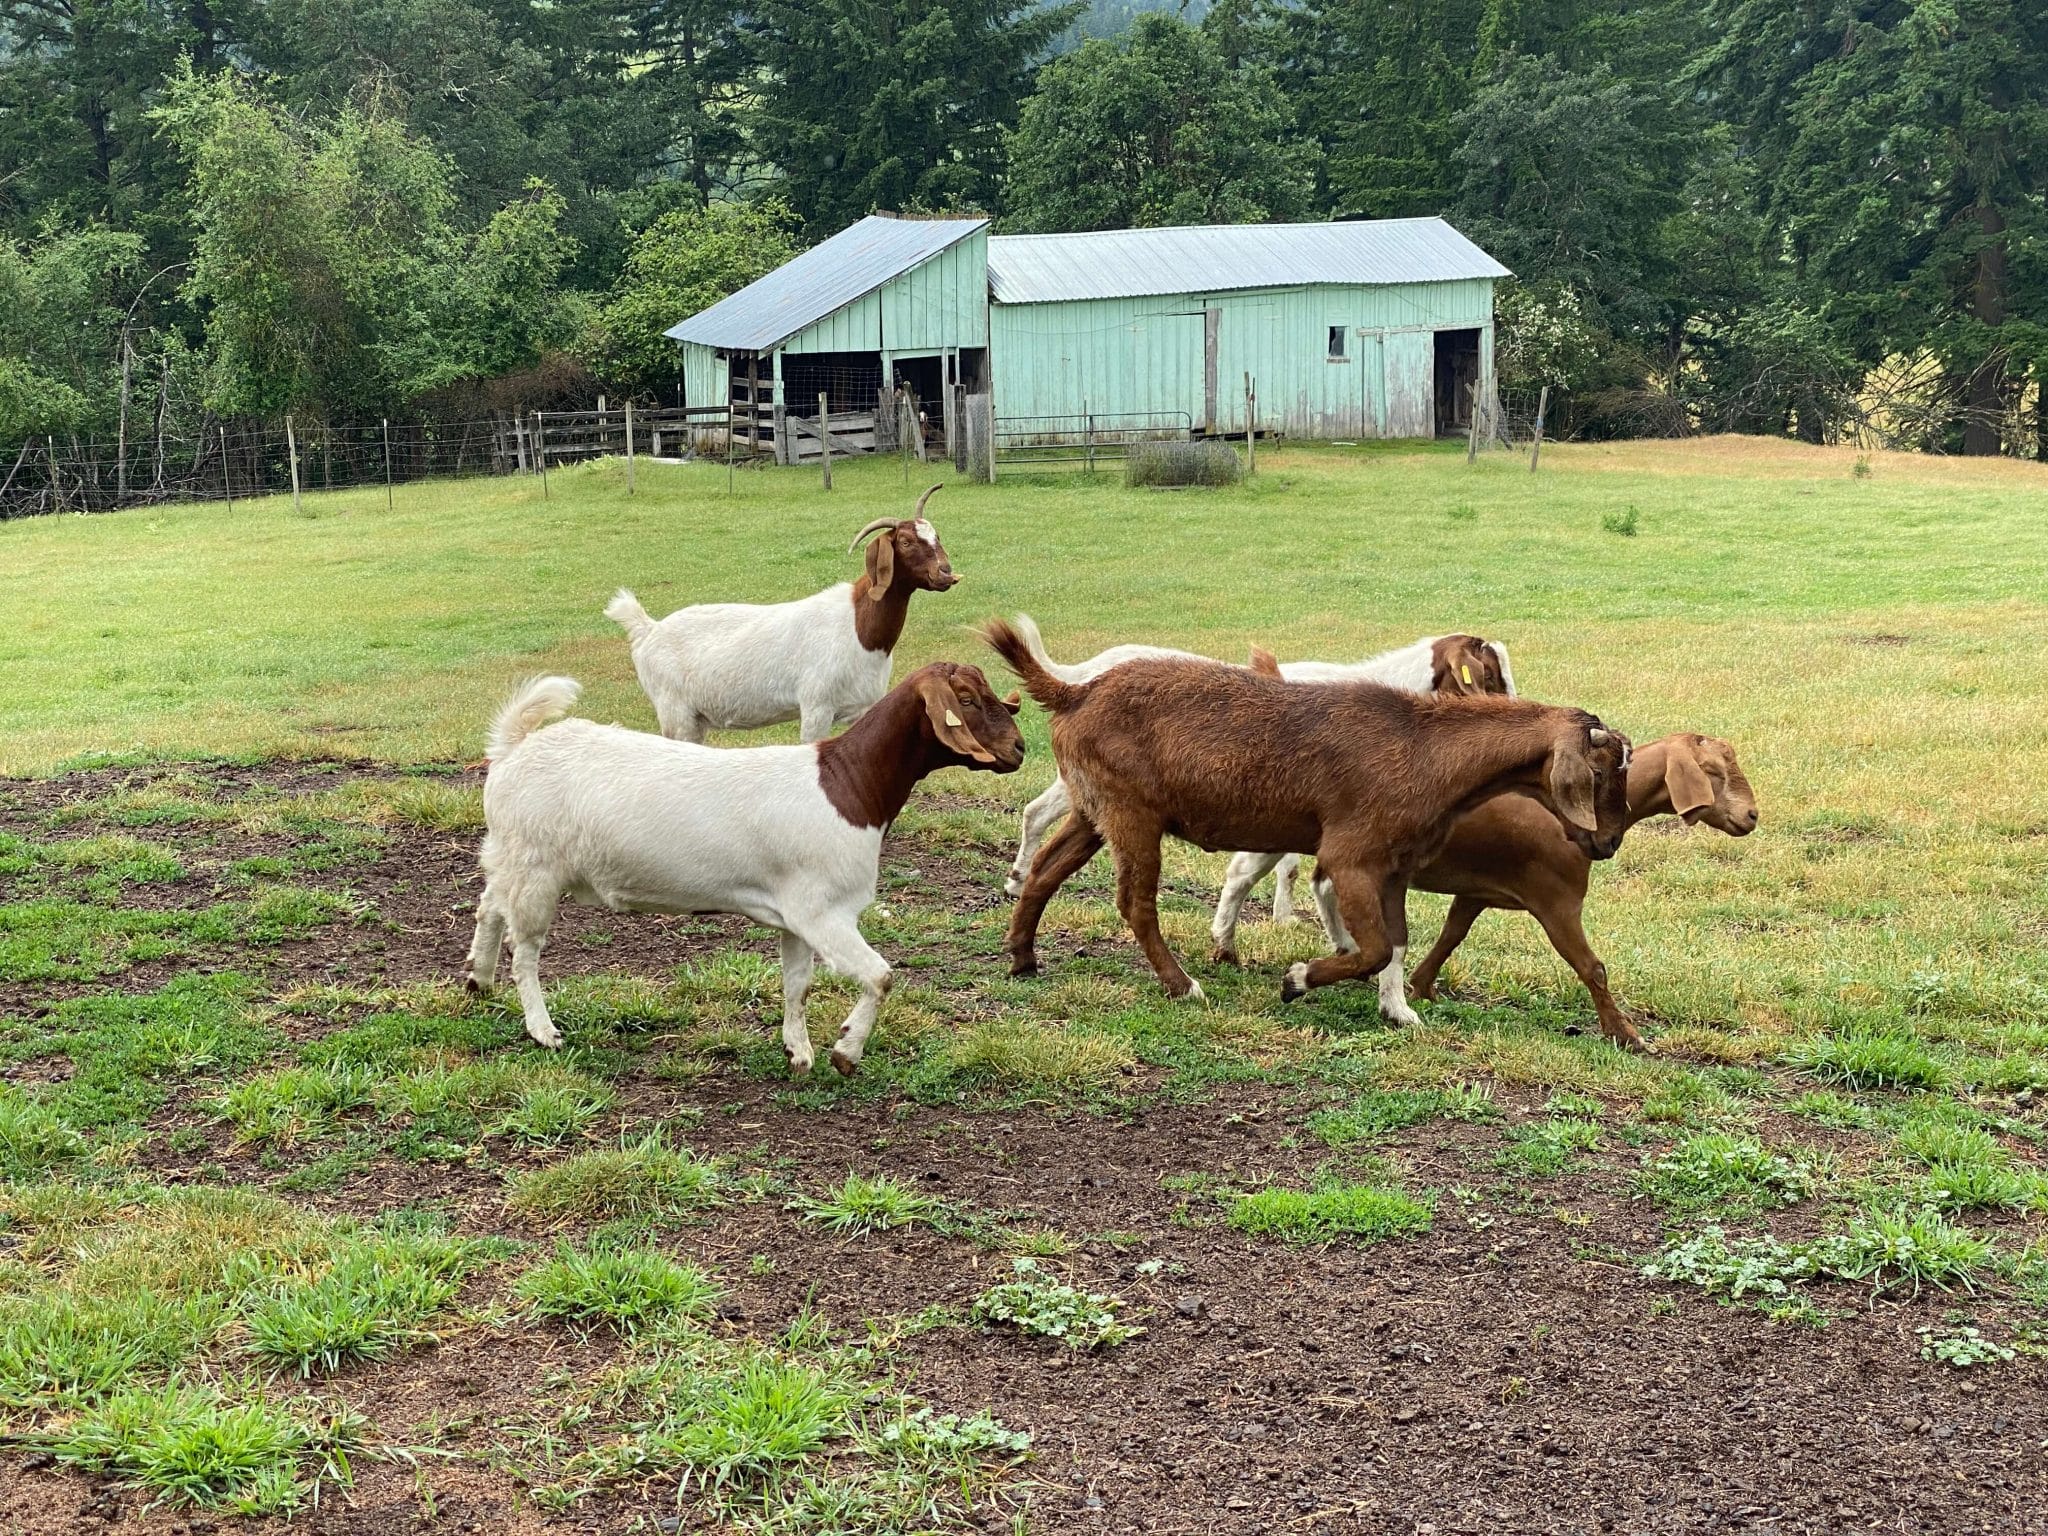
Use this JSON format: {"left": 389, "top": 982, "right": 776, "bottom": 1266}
{"left": 1852, "top": 453, "right": 1872, "bottom": 479}
{"left": 790, "top": 1173, "right": 954, "bottom": 1237}
{"left": 1308, "top": 1089, "right": 1443, "bottom": 1146}
{"left": 969, "top": 1258, "right": 1140, "bottom": 1350}
{"left": 215, "top": 1064, "right": 376, "bottom": 1147}
{"left": 664, "top": 1353, "right": 855, "bottom": 1493}
{"left": 1226, "top": 1182, "right": 1434, "bottom": 1246}
{"left": 1447, "top": 502, "right": 1478, "bottom": 523}
{"left": 1642, "top": 1226, "right": 1818, "bottom": 1299}
{"left": 1635, "top": 1132, "right": 1814, "bottom": 1214}
{"left": 1782, "top": 1090, "right": 1879, "bottom": 1130}
{"left": 1498, "top": 1116, "right": 1601, "bottom": 1177}
{"left": 1810, "top": 1206, "right": 1991, "bottom": 1294}
{"left": 1600, "top": 504, "right": 1640, "bottom": 536}
{"left": 0, "top": 1090, "right": 88, "bottom": 1178}
{"left": 1917, "top": 1324, "right": 2012, "bottom": 1367}
{"left": 514, "top": 1244, "right": 723, "bottom": 1335}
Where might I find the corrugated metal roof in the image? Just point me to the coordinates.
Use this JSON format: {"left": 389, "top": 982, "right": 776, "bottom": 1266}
{"left": 666, "top": 214, "right": 988, "bottom": 351}
{"left": 986, "top": 217, "right": 1508, "bottom": 304}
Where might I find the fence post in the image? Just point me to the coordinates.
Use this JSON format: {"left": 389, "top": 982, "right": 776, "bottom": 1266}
{"left": 286, "top": 415, "right": 302, "bottom": 514}
{"left": 219, "top": 424, "right": 234, "bottom": 514}
{"left": 1529, "top": 386, "right": 1550, "bottom": 473}
{"left": 1084, "top": 398, "right": 1094, "bottom": 474}
{"left": 1245, "top": 374, "right": 1256, "bottom": 476}
{"left": 1466, "top": 383, "right": 1481, "bottom": 464}
{"left": 536, "top": 412, "right": 550, "bottom": 500}
{"left": 382, "top": 418, "right": 395, "bottom": 511}
{"left": 624, "top": 397, "right": 636, "bottom": 495}
{"left": 818, "top": 391, "right": 832, "bottom": 491}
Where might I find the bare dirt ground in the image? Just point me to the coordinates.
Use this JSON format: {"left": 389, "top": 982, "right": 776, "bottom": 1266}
{"left": 2, "top": 762, "right": 2044, "bottom": 1535}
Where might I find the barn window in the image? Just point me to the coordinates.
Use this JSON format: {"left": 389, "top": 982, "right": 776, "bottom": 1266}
{"left": 1328, "top": 326, "right": 1347, "bottom": 360}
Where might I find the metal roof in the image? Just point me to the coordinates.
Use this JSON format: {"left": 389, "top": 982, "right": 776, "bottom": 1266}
{"left": 986, "top": 217, "right": 1508, "bottom": 304}
{"left": 666, "top": 214, "right": 988, "bottom": 351}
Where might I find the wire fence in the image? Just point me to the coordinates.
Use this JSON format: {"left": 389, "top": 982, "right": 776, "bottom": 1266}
{"left": 0, "top": 406, "right": 742, "bottom": 520}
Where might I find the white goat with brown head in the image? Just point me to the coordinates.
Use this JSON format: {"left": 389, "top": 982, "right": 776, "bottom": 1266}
{"left": 606, "top": 484, "right": 958, "bottom": 742}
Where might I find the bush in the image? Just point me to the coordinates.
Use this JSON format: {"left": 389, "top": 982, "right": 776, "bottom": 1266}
{"left": 1125, "top": 440, "right": 1242, "bottom": 488}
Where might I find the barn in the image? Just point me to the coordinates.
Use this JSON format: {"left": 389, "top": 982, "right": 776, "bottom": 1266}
{"left": 666, "top": 214, "right": 1508, "bottom": 458}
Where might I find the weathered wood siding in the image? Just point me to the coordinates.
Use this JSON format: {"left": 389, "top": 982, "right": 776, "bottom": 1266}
{"left": 990, "top": 277, "right": 1494, "bottom": 440}
{"left": 780, "top": 228, "right": 989, "bottom": 357}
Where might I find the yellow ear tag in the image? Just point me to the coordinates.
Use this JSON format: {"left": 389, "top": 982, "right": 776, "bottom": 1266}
{"left": 944, "top": 710, "right": 963, "bottom": 727}
{"left": 1460, "top": 664, "right": 1473, "bottom": 685}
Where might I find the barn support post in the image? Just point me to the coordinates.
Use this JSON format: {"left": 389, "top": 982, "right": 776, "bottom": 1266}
{"left": 952, "top": 384, "right": 967, "bottom": 474}
{"left": 286, "top": 415, "right": 302, "bottom": 515}
{"left": 625, "top": 397, "right": 636, "bottom": 495}
{"left": 818, "top": 392, "right": 832, "bottom": 491}
{"left": 1529, "top": 386, "right": 1550, "bottom": 473}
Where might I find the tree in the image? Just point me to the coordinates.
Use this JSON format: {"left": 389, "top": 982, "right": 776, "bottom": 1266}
{"left": 1004, "top": 12, "right": 1312, "bottom": 232}
{"left": 0, "top": 226, "right": 145, "bottom": 446}
{"left": 587, "top": 202, "right": 801, "bottom": 391}
{"left": 153, "top": 66, "right": 576, "bottom": 419}
{"left": 748, "top": 0, "right": 1080, "bottom": 234}
{"left": 1700, "top": 0, "right": 2048, "bottom": 453}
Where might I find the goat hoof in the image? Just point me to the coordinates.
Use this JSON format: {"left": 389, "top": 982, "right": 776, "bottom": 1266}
{"left": 464, "top": 975, "right": 483, "bottom": 996}
{"left": 1008, "top": 955, "right": 1039, "bottom": 979}
{"left": 1003, "top": 876, "right": 1025, "bottom": 899}
{"left": 828, "top": 1048, "right": 858, "bottom": 1077}
{"left": 1381, "top": 1002, "right": 1423, "bottom": 1029}
{"left": 1208, "top": 944, "right": 1239, "bottom": 968}
{"left": 1279, "top": 962, "right": 1311, "bottom": 1003}
{"left": 527, "top": 1024, "right": 564, "bottom": 1050}
{"left": 785, "top": 1050, "right": 814, "bottom": 1077}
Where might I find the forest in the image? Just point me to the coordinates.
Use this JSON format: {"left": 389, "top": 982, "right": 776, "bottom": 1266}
{"left": 2, "top": 0, "right": 2043, "bottom": 461}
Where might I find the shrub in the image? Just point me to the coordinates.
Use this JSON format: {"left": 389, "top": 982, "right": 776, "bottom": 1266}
{"left": 1125, "top": 440, "right": 1242, "bottom": 488}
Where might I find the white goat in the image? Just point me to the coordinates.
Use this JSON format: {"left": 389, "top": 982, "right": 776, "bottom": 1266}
{"left": 606, "top": 486, "right": 958, "bottom": 743}
{"left": 1000, "top": 621, "right": 1518, "bottom": 926}
{"left": 466, "top": 662, "right": 1024, "bottom": 1069}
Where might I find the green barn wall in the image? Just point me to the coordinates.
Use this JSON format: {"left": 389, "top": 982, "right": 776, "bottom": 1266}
{"left": 680, "top": 342, "right": 725, "bottom": 413}
{"left": 781, "top": 228, "right": 988, "bottom": 357}
{"left": 990, "top": 277, "right": 1494, "bottom": 439}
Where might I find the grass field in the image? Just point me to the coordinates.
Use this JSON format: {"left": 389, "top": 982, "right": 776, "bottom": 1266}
{"left": 2, "top": 438, "right": 2045, "bottom": 1531}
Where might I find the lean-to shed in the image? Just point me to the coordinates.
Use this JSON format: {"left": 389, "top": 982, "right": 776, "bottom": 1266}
{"left": 983, "top": 218, "right": 1510, "bottom": 440}
{"left": 666, "top": 214, "right": 989, "bottom": 461}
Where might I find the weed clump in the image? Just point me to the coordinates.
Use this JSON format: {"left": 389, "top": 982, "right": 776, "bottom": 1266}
{"left": 970, "top": 1258, "right": 1140, "bottom": 1350}
{"left": 1227, "top": 1182, "right": 1435, "bottom": 1245}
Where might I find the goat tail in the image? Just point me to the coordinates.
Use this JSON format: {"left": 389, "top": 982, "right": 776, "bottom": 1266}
{"left": 487, "top": 676, "right": 581, "bottom": 762}
{"left": 605, "top": 588, "right": 655, "bottom": 645}
{"left": 981, "top": 614, "right": 1084, "bottom": 715}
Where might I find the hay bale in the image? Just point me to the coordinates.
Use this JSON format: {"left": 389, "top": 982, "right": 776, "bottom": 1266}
{"left": 1125, "top": 440, "right": 1243, "bottom": 489}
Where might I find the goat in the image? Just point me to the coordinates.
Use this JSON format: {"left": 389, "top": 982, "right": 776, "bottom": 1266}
{"left": 606, "top": 485, "right": 957, "bottom": 743}
{"left": 999, "top": 618, "right": 1515, "bottom": 901}
{"left": 1389, "top": 733, "right": 1757, "bottom": 1049}
{"left": 985, "top": 615, "right": 1630, "bottom": 1007}
{"left": 465, "top": 661, "right": 1024, "bottom": 1069}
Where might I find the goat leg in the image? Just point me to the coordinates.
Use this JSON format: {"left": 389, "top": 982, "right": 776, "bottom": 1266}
{"left": 1406, "top": 895, "right": 1488, "bottom": 999}
{"left": 1110, "top": 830, "right": 1203, "bottom": 1002}
{"left": 1280, "top": 864, "right": 1394, "bottom": 1002}
{"left": 1005, "top": 811, "right": 1102, "bottom": 977}
{"left": 1527, "top": 897, "right": 1649, "bottom": 1052}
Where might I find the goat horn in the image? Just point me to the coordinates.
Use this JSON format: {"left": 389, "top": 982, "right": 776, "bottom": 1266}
{"left": 913, "top": 483, "right": 943, "bottom": 520}
{"left": 847, "top": 517, "right": 897, "bottom": 553}
{"left": 1588, "top": 728, "right": 1611, "bottom": 745}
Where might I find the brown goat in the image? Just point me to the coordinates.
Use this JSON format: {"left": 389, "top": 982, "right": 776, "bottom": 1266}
{"left": 847, "top": 484, "right": 960, "bottom": 653}
{"left": 985, "top": 616, "right": 1633, "bottom": 1003}
{"left": 1398, "top": 733, "right": 1758, "bottom": 1049}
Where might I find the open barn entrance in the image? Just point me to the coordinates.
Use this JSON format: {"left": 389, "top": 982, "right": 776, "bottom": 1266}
{"left": 778, "top": 351, "right": 882, "bottom": 462}
{"left": 1434, "top": 328, "right": 1481, "bottom": 435}
{"left": 891, "top": 354, "right": 944, "bottom": 452}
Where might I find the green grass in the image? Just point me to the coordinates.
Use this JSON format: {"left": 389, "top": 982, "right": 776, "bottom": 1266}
{"left": 240, "top": 1231, "right": 479, "bottom": 1375}
{"left": 1635, "top": 1132, "right": 1817, "bottom": 1215}
{"left": 790, "top": 1172, "right": 958, "bottom": 1237}
{"left": 1227, "top": 1182, "right": 1436, "bottom": 1246}
{"left": 505, "top": 1133, "right": 724, "bottom": 1225}
{"left": 514, "top": 1244, "right": 723, "bottom": 1336}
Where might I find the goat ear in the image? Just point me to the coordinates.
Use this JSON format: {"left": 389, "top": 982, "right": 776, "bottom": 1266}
{"left": 1664, "top": 737, "right": 1714, "bottom": 821}
{"left": 1001, "top": 691, "right": 1022, "bottom": 715}
{"left": 918, "top": 676, "right": 997, "bottom": 763}
{"left": 1247, "top": 645, "right": 1282, "bottom": 678}
{"left": 1548, "top": 734, "right": 1600, "bottom": 832}
{"left": 865, "top": 532, "right": 895, "bottom": 598}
